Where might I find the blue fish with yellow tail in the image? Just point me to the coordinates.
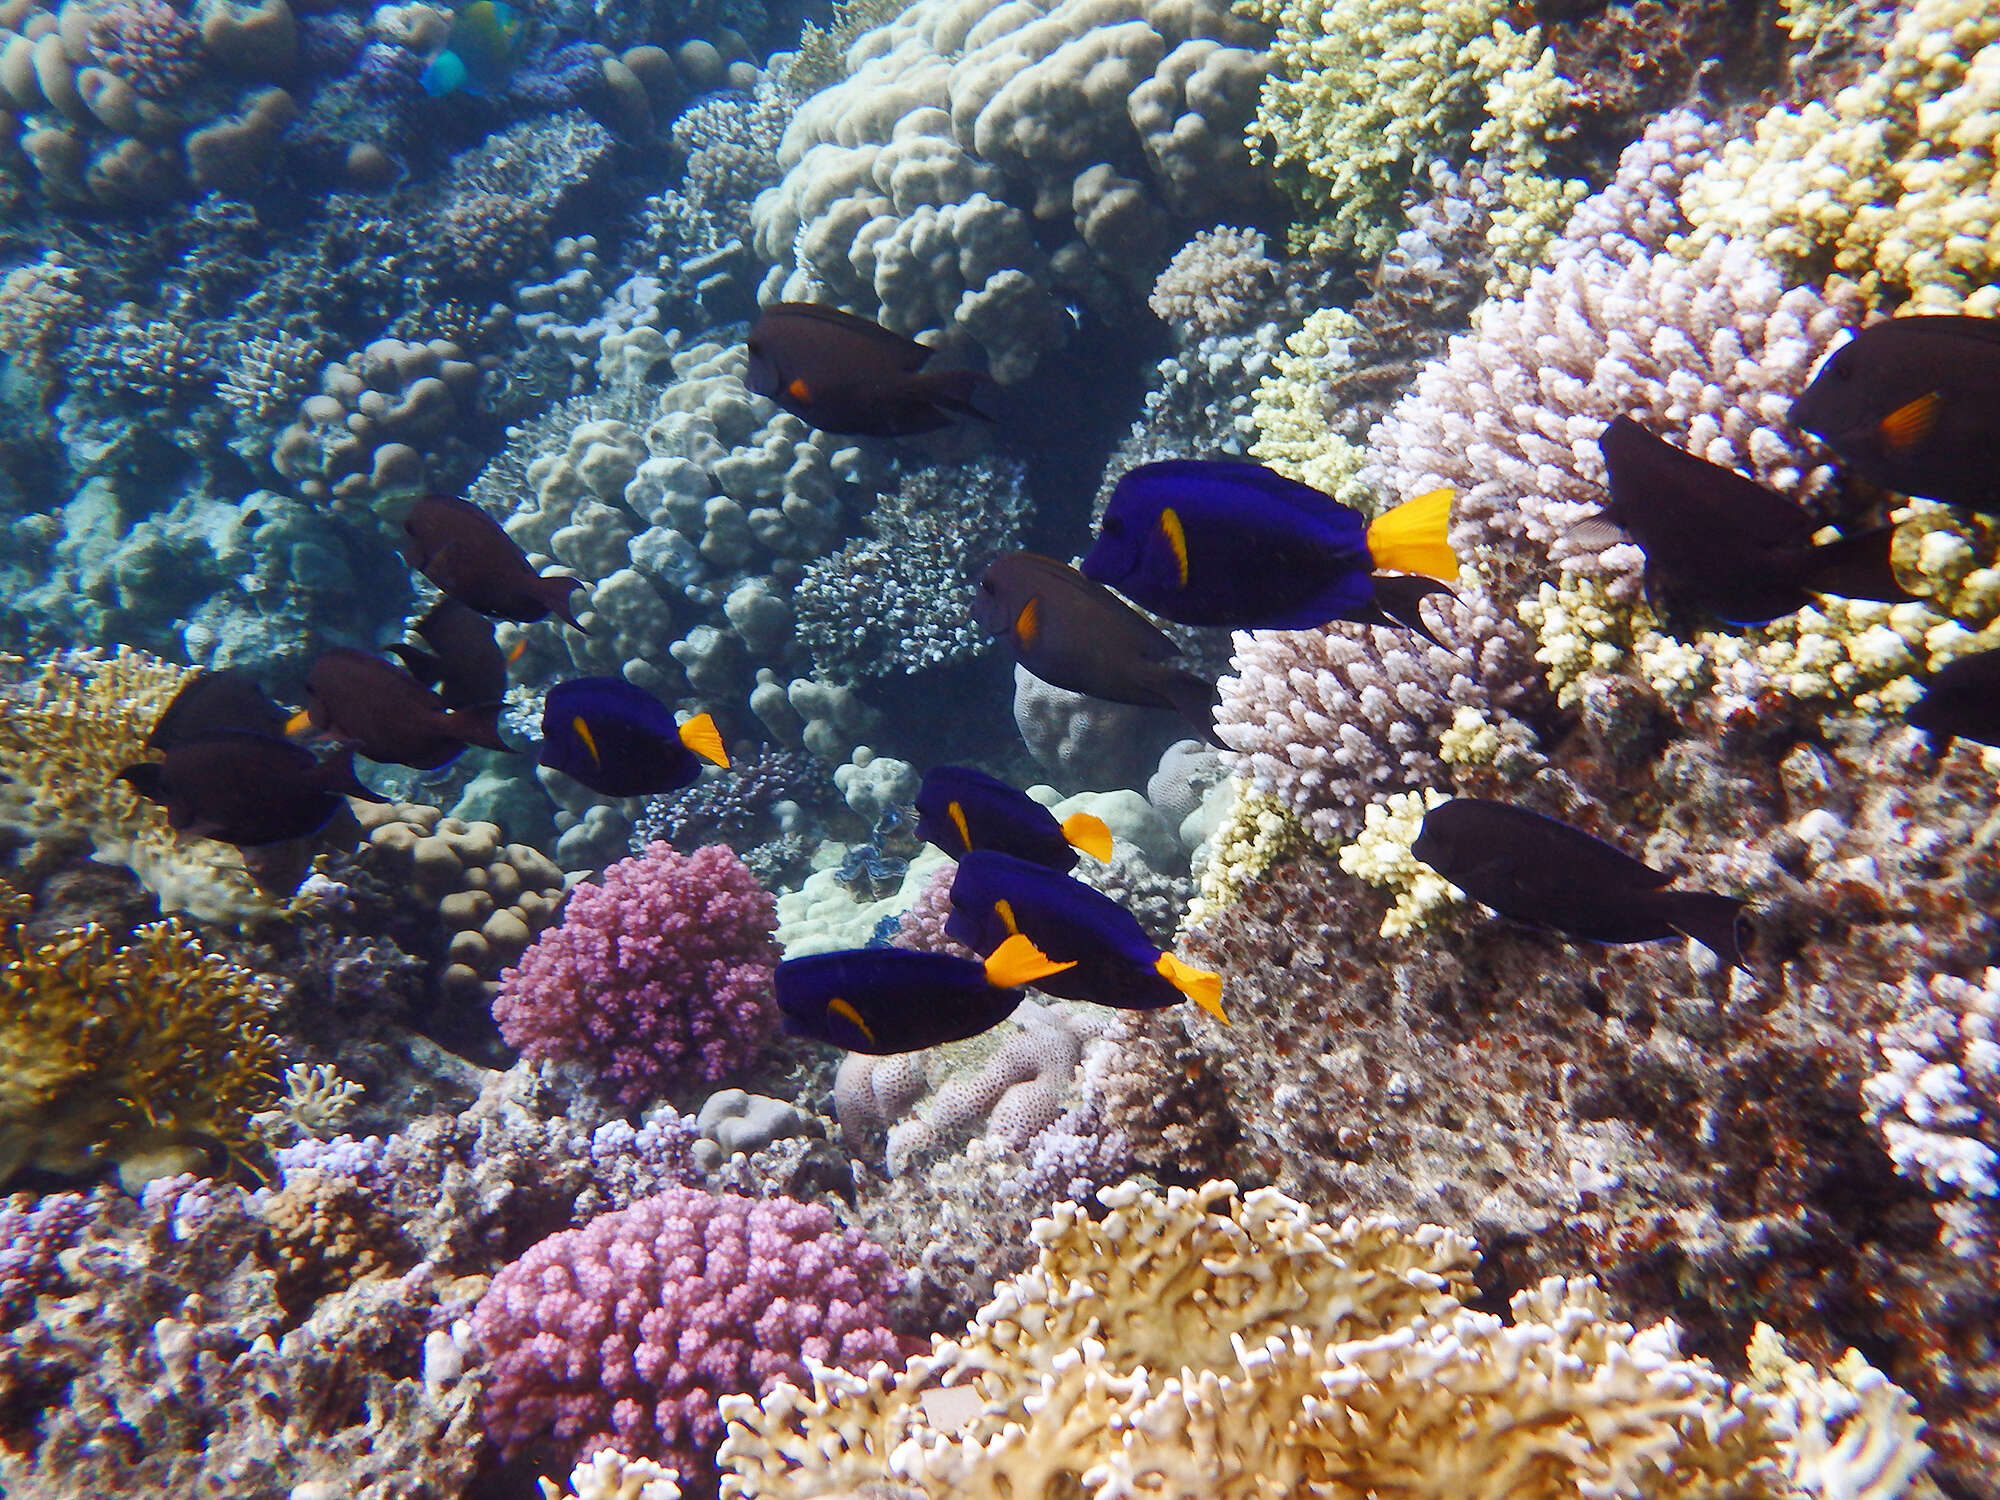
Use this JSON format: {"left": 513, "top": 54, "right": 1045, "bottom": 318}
{"left": 915, "top": 764, "right": 1113, "bottom": 872}
{"left": 776, "top": 932, "right": 1075, "bottom": 1054}
{"left": 946, "top": 850, "right": 1227, "bottom": 1021}
{"left": 420, "top": 0, "right": 522, "bottom": 96}
{"left": 1082, "top": 459, "right": 1457, "bottom": 640}
{"left": 537, "top": 678, "right": 728, "bottom": 798}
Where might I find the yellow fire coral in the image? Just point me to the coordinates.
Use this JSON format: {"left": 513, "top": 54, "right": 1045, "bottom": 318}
{"left": 718, "top": 1179, "right": 1929, "bottom": 1500}
{"left": 0, "top": 647, "right": 282, "bottom": 924}
{"left": 0, "top": 911, "right": 283, "bottom": 1190}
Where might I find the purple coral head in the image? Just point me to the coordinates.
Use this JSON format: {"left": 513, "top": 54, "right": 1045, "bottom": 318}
{"left": 493, "top": 843, "right": 780, "bottom": 1106}
{"left": 471, "top": 1185, "right": 906, "bottom": 1476}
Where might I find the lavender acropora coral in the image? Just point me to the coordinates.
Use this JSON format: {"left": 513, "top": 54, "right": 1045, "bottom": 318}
{"left": 471, "top": 1186, "right": 904, "bottom": 1477}
{"left": 492, "top": 844, "right": 780, "bottom": 1107}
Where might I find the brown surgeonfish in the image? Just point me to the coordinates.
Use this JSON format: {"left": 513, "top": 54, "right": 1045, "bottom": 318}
{"left": 746, "top": 303, "right": 991, "bottom": 437}
{"left": 145, "top": 668, "right": 289, "bottom": 749}
{"left": 401, "top": 493, "right": 587, "bottom": 628}
{"left": 973, "top": 551, "right": 1222, "bottom": 746}
{"left": 1591, "top": 416, "right": 1916, "bottom": 625}
{"left": 293, "top": 647, "right": 509, "bottom": 769}
{"left": 1411, "top": 797, "right": 1748, "bottom": 969}
{"left": 118, "top": 732, "right": 385, "bottom": 847}
{"left": 388, "top": 598, "right": 513, "bottom": 748}
{"left": 1906, "top": 647, "right": 2000, "bottom": 748}
{"left": 1791, "top": 314, "right": 2000, "bottom": 514}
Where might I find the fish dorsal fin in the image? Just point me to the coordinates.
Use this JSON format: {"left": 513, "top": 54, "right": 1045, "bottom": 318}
{"left": 1159, "top": 507, "right": 1190, "bottom": 588}
{"left": 677, "top": 712, "right": 729, "bottom": 768}
{"left": 772, "top": 302, "right": 934, "bottom": 371}
{"left": 1014, "top": 596, "right": 1040, "bottom": 648}
{"left": 1366, "top": 487, "right": 1458, "bottom": 581}
{"left": 1155, "top": 952, "right": 1227, "bottom": 1022}
{"left": 1062, "top": 811, "right": 1113, "bottom": 862}
{"left": 826, "top": 996, "right": 876, "bottom": 1047}
{"left": 1879, "top": 390, "right": 1942, "bottom": 454}
{"left": 984, "top": 932, "right": 1074, "bottom": 989}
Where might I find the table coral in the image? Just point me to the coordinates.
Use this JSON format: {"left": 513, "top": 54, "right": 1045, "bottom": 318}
{"left": 472, "top": 1185, "right": 905, "bottom": 1481}
{"left": 492, "top": 842, "right": 780, "bottom": 1107}
{"left": 0, "top": 910, "right": 281, "bottom": 1189}
{"left": 719, "top": 1179, "right": 1925, "bottom": 1499}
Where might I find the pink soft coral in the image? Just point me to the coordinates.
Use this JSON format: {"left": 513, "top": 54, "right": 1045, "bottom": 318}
{"left": 493, "top": 843, "right": 778, "bottom": 1105}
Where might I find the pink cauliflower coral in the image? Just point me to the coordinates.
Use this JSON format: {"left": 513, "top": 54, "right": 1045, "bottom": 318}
{"left": 471, "top": 1186, "right": 906, "bottom": 1477}
{"left": 493, "top": 843, "right": 778, "bottom": 1105}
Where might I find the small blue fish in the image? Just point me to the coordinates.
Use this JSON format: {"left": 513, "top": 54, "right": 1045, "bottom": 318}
{"left": 946, "top": 850, "right": 1227, "bottom": 1021}
{"left": 537, "top": 678, "right": 728, "bottom": 798}
{"left": 776, "top": 933, "right": 1074, "bottom": 1054}
{"left": 1082, "top": 460, "right": 1457, "bottom": 637}
{"left": 420, "top": 0, "right": 521, "bottom": 97}
{"left": 915, "top": 765, "right": 1112, "bottom": 871}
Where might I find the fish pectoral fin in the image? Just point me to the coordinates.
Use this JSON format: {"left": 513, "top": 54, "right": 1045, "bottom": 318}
{"left": 1366, "top": 487, "right": 1457, "bottom": 581}
{"left": 1014, "top": 596, "right": 1039, "bottom": 649}
{"left": 1155, "top": 952, "right": 1227, "bottom": 1023}
{"left": 984, "top": 932, "right": 1074, "bottom": 989}
{"left": 1566, "top": 513, "right": 1630, "bottom": 552}
{"left": 1062, "top": 811, "right": 1114, "bottom": 862}
{"left": 826, "top": 996, "right": 876, "bottom": 1047}
{"left": 1879, "top": 390, "right": 1942, "bottom": 453}
{"left": 283, "top": 707, "right": 315, "bottom": 737}
{"left": 571, "top": 715, "right": 601, "bottom": 767}
{"left": 1159, "top": 507, "right": 1190, "bottom": 589}
{"left": 677, "top": 711, "right": 729, "bottom": 768}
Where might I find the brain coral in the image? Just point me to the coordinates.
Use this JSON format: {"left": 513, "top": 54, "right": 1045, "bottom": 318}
{"left": 472, "top": 1185, "right": 904, "bottom": 1479}
{"left": 719, "top": 1179, "right": 1927, "bottom": 1499}
{"left": 750, "top": 0, "right": 1272, "bottom": 382}
{"left": 492, "top": 843, "right": 780, "bottom": 1106}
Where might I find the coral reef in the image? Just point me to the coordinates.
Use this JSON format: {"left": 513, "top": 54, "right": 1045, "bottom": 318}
{"left": 719, "top": 1179, "right": 1926, "bottom": 1498}
{"left": 492, "top": 843, "right": 780, "bottom": 1106}
{"left": 472, "top": 1185, "right": 904, "bottom": 1479}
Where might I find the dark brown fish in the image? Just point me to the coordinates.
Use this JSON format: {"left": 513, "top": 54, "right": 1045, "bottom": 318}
{"left": 746, "top": 303, "right": 991, "bottom": 437}
{"left": 973, "top": 551, "right": 1221, "bottom": 746}
{"left": 1592, "top": 416, "right": 1915, "bottom": 625}
{"left": 1411, "top": 797, "right": 1748, "bottom": 969}
{"left": 401, "top": 493, "right": 587, "bottom": 628}
{"left": 391, "top": 598, "right": 510, "bottom": 702}
{"left": 117, "top": 732, "right": 384, "bottom": 847}
{"left": 146, "top": 668, "right": 288, "bottom": 750}
{"left": 297, "top": 647, "right": 509, "bottom": 769}
{"left": 1791, "top": 315, "right": 2000, "bottom": 514}
{"left": 1907, "top": 647, "right": 2000, "bottom": 747}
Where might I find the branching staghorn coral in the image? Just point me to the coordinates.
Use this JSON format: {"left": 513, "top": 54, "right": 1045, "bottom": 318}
{"left": 718, "top": 1179, "right": 1929, "bottom": 1500}
{"left": 0, "top": 909, "right": 283, "bottom": 1189}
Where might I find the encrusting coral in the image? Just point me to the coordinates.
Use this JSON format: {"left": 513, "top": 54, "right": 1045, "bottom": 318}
{"left": 718, "top": 1178, "right": 1928, "bottom": 1499}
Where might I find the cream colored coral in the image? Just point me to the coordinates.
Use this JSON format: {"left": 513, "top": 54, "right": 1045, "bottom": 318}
{"left": 717, "top": 1180, "right": 1928, "bottom": 1500}
{"left": 541, "top": 1450, "right": 682, "bottom": 1500}
{"left": 1248, "top": 306, "right": 1372, "bottom": 500}
{"left": 1338, "top": 788, "right": 1462, "bottom": 937}
{"left": 1185, "top": 784, "right": 1314, "bottom": 929}
{"left": 1677, "top": 0, "right": 2000, "bottom": 314}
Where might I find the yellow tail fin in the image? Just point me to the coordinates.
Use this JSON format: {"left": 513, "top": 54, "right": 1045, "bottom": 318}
{"left": 984, "top": 932, "right": 1075, "bottom": 989}
{"left": 1365, "top": 487, "right": 1457, "bottom": 582}
{"left": 678, "top": 712, "right": 729, "bottom": 768}
{"left": 1061, "top": 812, "right": 1114, "bottom": 862}
{"left": 1155, "top": 952, "right": 1228, "bottom": 1023}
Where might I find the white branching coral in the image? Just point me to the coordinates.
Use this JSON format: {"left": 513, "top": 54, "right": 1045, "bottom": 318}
{"left": 1337, "top": 788, "right": 1465, "bottom": 937}
{"left": 540, "top": 1450, "right": 681, "bottom": 1500}
{"left": 717, "top": 1179, "right": 1928, "bottom": 1500}
{"left": 1863, "top": 968, "right": 2000, "bottom": 1258}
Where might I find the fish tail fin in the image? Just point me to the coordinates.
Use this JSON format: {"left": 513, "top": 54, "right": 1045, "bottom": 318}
{"left": 445, "top": 704, "right": 510, "bottom": 752}
{"left": 1061, "top": 812, "right": 1114, "bottom": 862}
{"left": 386, "top": 644, "right": 442, "bottom": 687}
{"left": 1161, "top": 668, "right": 1225, "bottom": 749}
{"left": 1658, "top": 891, "right": 1748, "bottom": 971}
{"left": 1154, "top": 952, "right": 1228, "bottom": 1022}
{"left": 1805, "top": 526, "right": 1920, "bottom": 606}
{"left": 913, "top": 367, "right": 995, "bottom": 423}
{"left": 1365, "top": 487, "right": 1458, "bottom": 581}
{"left": 677, "top": 712, "right": 730, "bottom": 768}
{"left": 316, "top": 745, "right": 390, "bottom": 805}
{"left": 983, "top": 931, "right": 1075, "bottom": 989}
{"left": 1369, "top": 573, "right": 1457, "bottom": 645}
{"left": 539, "top": 575, "right": 589, "bottom": 632}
